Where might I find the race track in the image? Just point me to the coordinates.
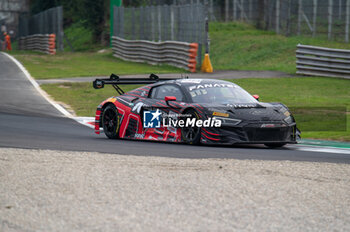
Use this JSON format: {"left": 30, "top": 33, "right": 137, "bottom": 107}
{"left": 0, "top": 52, "right": 349, "bottom": 163}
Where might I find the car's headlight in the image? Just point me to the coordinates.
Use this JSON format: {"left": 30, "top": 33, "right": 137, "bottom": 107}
{"left": 213, "top": 116, "right": 241, "bottom": 126}
{"left": 284, "top": 116, "right": 293, "bottom": 124}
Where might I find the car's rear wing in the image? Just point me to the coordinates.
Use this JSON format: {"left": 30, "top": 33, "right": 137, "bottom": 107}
{"left": 93, "top": 73, "right": 179, "bottom": 95}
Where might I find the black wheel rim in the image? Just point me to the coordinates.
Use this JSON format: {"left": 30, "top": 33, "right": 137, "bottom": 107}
{"left": 103, "top": 108, "right": 117, "bottom": 134}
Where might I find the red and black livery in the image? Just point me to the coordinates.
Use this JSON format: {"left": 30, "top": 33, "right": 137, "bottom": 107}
{"left": 93, "top": 74, "right": 300, "bottom": 147}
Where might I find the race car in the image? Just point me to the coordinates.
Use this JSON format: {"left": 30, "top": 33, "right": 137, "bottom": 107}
{"left": 93, "top": 74, "right": 300, "bottom": 147}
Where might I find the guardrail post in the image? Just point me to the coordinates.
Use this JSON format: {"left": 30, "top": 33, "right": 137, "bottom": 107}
{"left": 249, "top": 0, "right": 252, "bottom": 20}
{"left": 210, "top": 0, "right": 215, "bottom": 21}
{"left": 145, "top": 6, "right": 150, "bottom": 40}
{"left": 120, "top": 7, "right": 124, "bottom": 39}
{"left": 158, "top": 5, "right": 161, "bottom": 41}
{"left": 313, "top": 0, "right": 317, "bottom": 37}
{"left": 298, "top": 0, "right": 302, "bottom": 36}
{"left": 346, "top": 0, "right": 350, "bottom": 42}
{"left": 240, "top": 0, "right": 244, "bottom": 21}
{"left": 286, "top": 0, "right": 291, "bottom": 36}
{"left": 139, "top": 7, "right": 144, "bottom": 40}
{"left": 225, "top": 0, "right": 229, "bottom": 22}
{"left": 57, "top": 6, "right": 64, "bottom": 51}
{"left": 233, "top": 0, "right": 237, "bottom": 21}
{"left": 131, "top": 7, "right": 135, "bottom": 40}
{"left": 328, "top": 0, "right": 333, "bottom": 40}
{"left": 113, "top": 6, "right": 118, "bottom": 37}
{"left": 151, "top": 6, "right": 155, "bottom": 41}
{"left": 170, "top": 5, "right": 174, "bottom": 40}
{"left": 276, "top": 0, "right": 280, "bottom": 34}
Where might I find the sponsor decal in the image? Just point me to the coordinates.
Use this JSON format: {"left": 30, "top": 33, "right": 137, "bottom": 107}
{"left": 163, "top": 117, "right": 221, "bottom": 128}
{"left": 108, "top": 97, "right": 117, "bottom": 103}
{"left": 189, "top": 83, "right": 235, "bottom": 91}
{"left": 143, "top": 110, "right": 221, "bottom": 128}
{"left": 132, "top": 102, "right": 144, "bottom": 113}
{"left": 134, "top": 133, "right": 145, "bottom": 139}
{"left": 224, "top": 103, "right": 259, "bottom": 108}
{"left": 261, "top": 124, "right": 276, "bottom": 128}
{"left": 143, "top": 109, "right": 162, "bottom": 128}
{"left": 212, "top": 111, "right": 229, "bottom": 117}
{"left": 284, "top": 111, "right": 291, "bottom": 117}
{"left": 180, "top": 79, "right": 202, "bottom": 83}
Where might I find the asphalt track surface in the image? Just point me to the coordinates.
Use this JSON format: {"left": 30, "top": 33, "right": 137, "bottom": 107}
{"left": 0, "top": 52, "right": 349, "bottom": 163}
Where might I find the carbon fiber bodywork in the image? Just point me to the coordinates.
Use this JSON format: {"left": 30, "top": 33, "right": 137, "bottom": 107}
{"left": 95, "top": 79, "right": 300, "bottom": 145}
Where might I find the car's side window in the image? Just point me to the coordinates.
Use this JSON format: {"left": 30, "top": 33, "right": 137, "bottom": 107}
{"left": 150, "top": 85, "right": 184, "bottom": 101}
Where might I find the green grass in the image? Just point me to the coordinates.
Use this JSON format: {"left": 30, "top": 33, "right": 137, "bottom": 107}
{"left": 41, "top": 77, "right": 350, "bottom": 141}
{"left": 231, "top": 77, "right": 350, "bottom": 141}
{"left": 41, "top": 83, "right": 142, "bottom": 116}
{"left": 210, "top": 22, "right": 350, "bottom": 73}
{"left": 10, "top": 50, "right": 184, "bottom": 79}
{"left": 63, "top": 21, "right": 97, "bottom": 52}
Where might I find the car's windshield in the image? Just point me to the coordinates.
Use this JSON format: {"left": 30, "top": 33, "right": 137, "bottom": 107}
{"left": 187, "top": 83, "right": 258, "bottom": 104}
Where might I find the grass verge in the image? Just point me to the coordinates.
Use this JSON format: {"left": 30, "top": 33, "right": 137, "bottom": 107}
{"left": 41, "top": 77, "right": 350, "bottom": 141}
{"left": 63, "top": 21, "right": 97, "bottom": 52}
{"left": 210, "top": 22, "right": 350, "bottom": 73}
{"left": 9, "top": 50, "right": 184, "bottom": 79}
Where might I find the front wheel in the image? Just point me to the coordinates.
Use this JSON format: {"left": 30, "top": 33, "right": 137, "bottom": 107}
{"left": 264, "top": 143, "right": 286, "bottom": 148}
{"left": 102, "top": 104, "right": 120, "bottom": 139}
{"left": 181, "top": 109, "right": 201, "bottom": 145}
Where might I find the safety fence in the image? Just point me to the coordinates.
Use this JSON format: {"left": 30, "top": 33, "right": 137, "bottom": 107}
{"left": 296, "top": 44, "right": 350, "bottom": 79}
{"left": 18, "top": 6, "right": 64, "bottom": 50}
{"left": 144, "top": 0, "right": 350, "bottom": 43}
{"left": 18, "top": 34, "right": 56, "bottom": 55}
{"left": 112, "top": 36, "right": 198, "bottom": 72}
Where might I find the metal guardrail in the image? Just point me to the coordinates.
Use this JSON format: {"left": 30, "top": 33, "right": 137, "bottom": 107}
{"left": 18, "top": 34, "right": 56, "bottom": 55}
{"left": 296, "top": 44, "right": 350, "bottom": 79}
{"left": 112, "top": 36, "right": 198, "bottom": 72}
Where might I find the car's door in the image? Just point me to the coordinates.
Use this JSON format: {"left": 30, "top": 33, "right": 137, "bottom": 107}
{"left": 142, "top": 84, "right": 186, "bottom": 141}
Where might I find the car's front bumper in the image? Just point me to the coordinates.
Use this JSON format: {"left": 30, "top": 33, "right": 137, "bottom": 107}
{"left": 200, "top": 122, "right": 299, "bottom": 145}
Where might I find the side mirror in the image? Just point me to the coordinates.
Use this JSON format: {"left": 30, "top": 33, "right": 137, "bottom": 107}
{"left": 253, "top": 94, "right": 260, "bottom": 101}
{"left": 165, "top": 96, "right": 176, "bottom": 104}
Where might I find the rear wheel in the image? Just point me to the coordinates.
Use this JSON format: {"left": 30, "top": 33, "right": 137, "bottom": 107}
{"left": 102, "top": 104, "right": 120, "bottom": 139}
{"left": 264, "top": 143, "right": 286, "bottom": 148}
{"left": 181, "top": 109, "right": 201, "bottom": 145}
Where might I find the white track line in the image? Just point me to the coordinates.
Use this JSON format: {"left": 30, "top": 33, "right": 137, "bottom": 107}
{"left": 294, "top": 145, "right": 350, "bottom": 155}
{"left": 3, "top": 52, "right": 98, "bottom": 129}
{"left": 1, "top": 52, "right": 96, "bottom": 129}
{"left": 73, "top": 117, "right": 96, "bottom": 129}
{"left": 2, "top": 52, "right": 72, "bottom": 118}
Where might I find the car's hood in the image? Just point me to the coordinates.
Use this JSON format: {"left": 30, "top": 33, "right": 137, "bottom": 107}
{"left": 198, "top": 102, "right": 292, "bottom": 122}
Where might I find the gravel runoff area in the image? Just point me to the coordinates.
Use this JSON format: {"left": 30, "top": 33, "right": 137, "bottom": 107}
{"left": 1, "top": 148, "right": 350, "bottom": 232}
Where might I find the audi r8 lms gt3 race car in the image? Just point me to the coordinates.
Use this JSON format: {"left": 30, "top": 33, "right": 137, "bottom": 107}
{"left": 93, "top": 74, "right": 300, "bottom": 148}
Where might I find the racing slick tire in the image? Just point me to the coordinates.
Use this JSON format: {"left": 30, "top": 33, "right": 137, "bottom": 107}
{"left": 181, "top": 109, "right": 201, "bottom": 145}
{"left": 102, "top": 104, "right": 120, "bottom": 139}
{"left": 264, "top": 143, "right": 286, "bottom": 148}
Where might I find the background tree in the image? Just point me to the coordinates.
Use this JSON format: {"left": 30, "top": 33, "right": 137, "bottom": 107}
{"left": 29, "top": 0, "right": 108, "bottom": 43}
